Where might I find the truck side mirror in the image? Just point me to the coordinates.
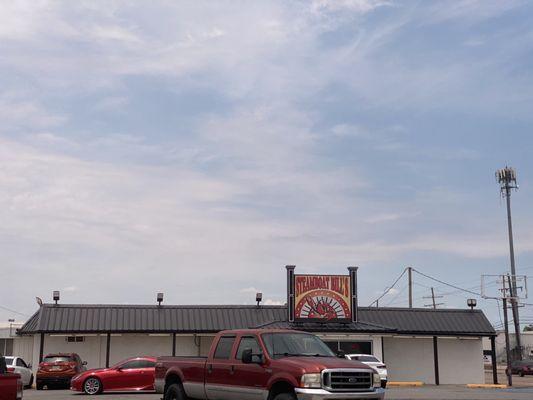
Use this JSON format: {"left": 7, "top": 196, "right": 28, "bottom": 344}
{"left": 336, "top": 350, "right": 346, "bottom": 359}
{"left": 241, "top": 349, "right": 253, "bottom": 364}
{"left": 241, "top": 349, "right": 263, "bottom": 364}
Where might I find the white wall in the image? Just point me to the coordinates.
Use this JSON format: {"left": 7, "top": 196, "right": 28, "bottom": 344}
{"left": 42, "top": 335, "right": 106, "bottom": 370}
{"left": 383, "top": 337, "right": 436, "bottom": 384}
{"left": 438, "top": 338, "right": 484, "bottom": 384}
{"left": 108, "top": 334, "right": 173, "bottom": 366}
{"left": 12, "top": 336, "right": 33, "bottom": 366}
{"left": 200, "top": 336, "right": 214, "bottom": 356}
{"left": 175, "top": 335, "right": 199, "bottom": 356}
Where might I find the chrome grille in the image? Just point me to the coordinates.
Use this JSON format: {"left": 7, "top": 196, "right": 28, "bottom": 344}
{"left": 322, "top": 369, "right": 373, "bottom": 392}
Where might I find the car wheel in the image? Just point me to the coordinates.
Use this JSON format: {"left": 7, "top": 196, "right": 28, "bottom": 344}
{"left": 164, "top": 383, "right": 187, "bottom": 400}
{"left": 27, "top": 374, "right": 34, "bottom": 389}
{"left": 519, "top": 371, "right": 525, "bottom": 377}
{"left": 273, "top": 393, "right": 297, "bottom": 400}
{"left": 36, "top": 382, "right": 43, "bottom": 390}
{"left": 83, "top": 377, "right": 102, "bottom": 395}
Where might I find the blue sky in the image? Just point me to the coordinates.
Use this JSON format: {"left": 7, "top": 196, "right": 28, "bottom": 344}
{"left": 1, "top": 0, "right": 533, "bottom": 329}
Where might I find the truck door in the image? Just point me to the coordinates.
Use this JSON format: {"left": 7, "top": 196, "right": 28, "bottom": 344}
{"left": 229, "top": 335, "right": 271, "bottom": 400}
{"left": 205, "top": 335, "right": 237, "bottom": 400}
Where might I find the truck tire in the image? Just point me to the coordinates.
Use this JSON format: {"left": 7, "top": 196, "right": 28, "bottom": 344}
{"left": 165, "top": 383, "right": 187, "bottom": 400}
{"left": 273, "top": 393, "right": 296, "bottom": 400}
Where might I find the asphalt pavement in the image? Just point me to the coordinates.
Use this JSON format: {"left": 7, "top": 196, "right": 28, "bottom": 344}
{"left": 22, "top": 385, "right": 533, "bottom": 400}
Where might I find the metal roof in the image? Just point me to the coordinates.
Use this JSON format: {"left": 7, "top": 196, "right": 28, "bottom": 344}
{"left": 18, "top": 304, "right": 495, "bottom": 336}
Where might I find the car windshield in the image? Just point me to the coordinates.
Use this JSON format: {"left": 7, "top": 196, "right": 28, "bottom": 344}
{"left": 353, "top": 355, "right": 380, "bottom": 362}
{"left": 4, "top": 357, "right": 14, "bottom": 365}
{"left": 262, "top": 332, "right": 335, "bottom": 359}
{"left": 43, "top": 356, "right": 73, "bottom": 363}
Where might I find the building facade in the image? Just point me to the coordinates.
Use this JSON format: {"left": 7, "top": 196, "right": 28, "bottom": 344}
{"left": 15, "top": 303, "right": 496, "bottom": 385}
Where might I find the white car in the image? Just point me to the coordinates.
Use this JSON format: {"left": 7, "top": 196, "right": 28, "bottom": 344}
{"left": 345, "top": 354, "right": 387, "bottom": 388}
{"left": 4, "top": 356, "right": 34, "bottom": 388}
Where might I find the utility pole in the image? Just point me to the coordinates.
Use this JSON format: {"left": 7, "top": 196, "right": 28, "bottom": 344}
{"left": 496, "top": 166, "right": 522, "bottom": 359}
{"left": 503, "top": 297, "right": 513, "bottom": 387}
{"left": 424, "top": 287, "right": 444, "bottom": 309}
{"left": 408, "top": 267, "right": 413, "bottom": 308}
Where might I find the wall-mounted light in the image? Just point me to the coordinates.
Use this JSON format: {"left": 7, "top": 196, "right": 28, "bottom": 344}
{"left": 467, "top": 298, "right": 477, "bottom": 310}
{"left": 53, "top": 291, "right": 60, "bottom": 305}
{"left": 157, "top": 292, "right": 164, "bottom": 306}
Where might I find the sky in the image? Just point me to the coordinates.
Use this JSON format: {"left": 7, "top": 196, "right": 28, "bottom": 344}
{"left": 1, "top": 0, "right": 533, "bottom": 329}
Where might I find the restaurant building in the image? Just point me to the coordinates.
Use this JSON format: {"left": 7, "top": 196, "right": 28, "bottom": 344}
{"left": 15, "top": 266, "right": 497, "bottom": 384}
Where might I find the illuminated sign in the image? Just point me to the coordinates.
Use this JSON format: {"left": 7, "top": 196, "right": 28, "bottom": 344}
{"left": 294, "top": 275, "right": 352, "bottom": 321}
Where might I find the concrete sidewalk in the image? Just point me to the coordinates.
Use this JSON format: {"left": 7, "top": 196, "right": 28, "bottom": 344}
{"left": 387, "top": 385, "right": 533, "bottom": 399}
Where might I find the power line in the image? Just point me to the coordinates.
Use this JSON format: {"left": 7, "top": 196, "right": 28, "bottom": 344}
{"left": 369, "top": 267, "right": 407, "bottom": 306}
{"left": 412, "top": 268, "right": 481, "bottom": 297}
{"left": 0, "top": 305, "right": 30, "bottom": 318}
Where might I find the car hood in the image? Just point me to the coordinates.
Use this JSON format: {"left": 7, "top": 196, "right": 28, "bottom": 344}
{"left": 276, "top": 356, "right": 375, "bottom": 374}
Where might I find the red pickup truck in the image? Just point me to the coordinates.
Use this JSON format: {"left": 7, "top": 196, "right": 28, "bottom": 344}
{"left": 0, "top": 374, "right": 23, "bottom": 400}
{"left": 156, "top": 329, "right": 384, "bottom": 400}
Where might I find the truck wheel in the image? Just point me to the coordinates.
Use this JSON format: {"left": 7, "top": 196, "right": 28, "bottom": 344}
{"left": 165, "top": 383, "right": 187, "bottom": 400}
{"left": 273, "top": 393, "right": 296, "bottom": 400}
{"left": 36, "top": 382, "right": 43, "bottom": 390}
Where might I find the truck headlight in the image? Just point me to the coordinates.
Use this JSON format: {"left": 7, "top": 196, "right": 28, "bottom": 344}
{"left": 373, "top": 373, "right": 381, "bottom": 388}
{"left": 301, "top": 373, "right": 321, "bottom": 388}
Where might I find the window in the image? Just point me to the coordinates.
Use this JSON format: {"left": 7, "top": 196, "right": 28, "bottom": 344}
{"left": 236, "top": 337, "right": 261, "bottom": 360}
{"left": 16, "top": 358, "right": 28, "bottom": 368}
{"left": 352, "top": 355, "right": 379, "bottom": 362}
{"left": 67, "top": 336, "right": 85, "bottom": 343}
{"left": 137, "top": 360, "right": 156, "bottom": 368}
{"left": 43, "top": 356, "right": 73, "bottom": 363}
{"left": 262, "top": 333, "right": 335, "bottom": 359}
{"left": 119, "top": 360, "right": 143, "bottom": 369}
{"left": 214, "top": 336, "right": 236, "bottom": 359}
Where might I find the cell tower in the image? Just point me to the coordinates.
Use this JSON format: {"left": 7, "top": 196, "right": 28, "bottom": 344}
{"left": 495, "top": 166, "right": 522, "bottom": 359}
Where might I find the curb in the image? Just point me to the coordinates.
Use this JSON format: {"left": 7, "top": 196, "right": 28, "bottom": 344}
{"left": 387, "top": 381, "right": 424, "bottom": 387}
{"left": 466, "top": 384, "right": 508, "bottom": 389}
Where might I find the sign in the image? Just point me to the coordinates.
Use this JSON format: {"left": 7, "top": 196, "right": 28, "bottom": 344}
{"left": 294, "top": 274, "right": 352, "bottom": 321}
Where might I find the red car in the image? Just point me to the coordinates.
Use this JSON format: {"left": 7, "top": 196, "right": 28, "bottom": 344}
{"left": 70, "top": 356, "right": 156, "bottom": 395}
{"left": 36, "top": 353, "right": 86, "bottom": 390}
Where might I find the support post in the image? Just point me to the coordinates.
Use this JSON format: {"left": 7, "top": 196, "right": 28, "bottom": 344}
{"left": 503, "top": 298, "right": 512, "bottom": 386}
{"left": 433, "top": 336, "right": 440, "bottom": 385}
{"left": 286, "top": 265, "right": 295, "bottom": 322}
{"left": 381, "top": 337, "right": 385, "bottom": 362}
{"left": 105, "top": 333, "right": 111, "bottom": 368}
{"left": 348, "top": 266, "right": 358, "bottom": 322}
{"left": 408, "top": 267, "right": 413, "bottom": 308}
{"left": 172, "top": 333, "right": 176, "bottom": 357}
{"left": 491, "top": 336, "right": 498, "bottom": 384}
{"left": 39, "top": 333, "right": 45, "bottom": 363}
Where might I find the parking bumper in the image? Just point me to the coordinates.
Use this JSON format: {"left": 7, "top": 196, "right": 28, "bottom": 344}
{"left": 295, "top": 388, "right": 385, "bottom": 400}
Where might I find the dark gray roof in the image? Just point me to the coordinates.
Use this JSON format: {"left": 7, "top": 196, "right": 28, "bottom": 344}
{"left": 18, "top": 304, "right": 495, "bottom": 336}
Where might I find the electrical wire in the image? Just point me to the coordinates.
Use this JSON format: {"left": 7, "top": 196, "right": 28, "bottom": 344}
{"left": 0, "top": 305, "right": 30, "bottom": 317}
{"left": 368, "top": 267, "right": 407, "bottom": 306}
{"left": 412, "top": 268, "right": 482, "bottom": 296}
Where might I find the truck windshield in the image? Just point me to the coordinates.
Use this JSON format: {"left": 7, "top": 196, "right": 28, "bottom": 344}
{"left": 262, "top": 333, "right": 335, "bottom": 359}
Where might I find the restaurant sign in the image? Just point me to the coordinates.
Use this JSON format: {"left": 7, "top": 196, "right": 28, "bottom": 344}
{"left": 286, "top": 266, "right": 358, "bottom": 323}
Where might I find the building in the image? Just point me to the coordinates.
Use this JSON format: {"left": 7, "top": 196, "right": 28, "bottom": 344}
{"left": 1, "top": 327, "right": 15, "bottom": 356}
{"left": 15, "top": 303, "right": 496, "bottom": 384}
{"left": 483, "top": 330, "right": 533, "bottom": 362}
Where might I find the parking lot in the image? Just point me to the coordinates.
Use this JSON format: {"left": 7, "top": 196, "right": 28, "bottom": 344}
{"left": 21, "top": 385, "right": 533, "bottom": 400}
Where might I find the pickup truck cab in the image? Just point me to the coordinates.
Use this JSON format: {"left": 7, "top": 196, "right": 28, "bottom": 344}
{"left": 156, "top": 329, "right": 384, "bottom": 400}
{"left": 0, "top": 356, "right": 23, "bottom": 400}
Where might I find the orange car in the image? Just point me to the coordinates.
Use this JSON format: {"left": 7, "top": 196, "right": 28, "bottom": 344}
{"left": 36, "top": 353, "right": 86, "bottom": 390}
